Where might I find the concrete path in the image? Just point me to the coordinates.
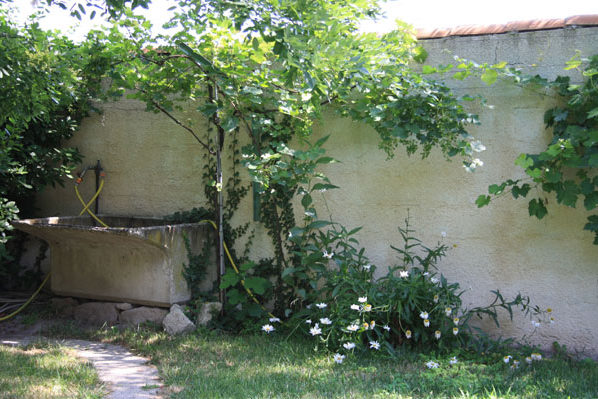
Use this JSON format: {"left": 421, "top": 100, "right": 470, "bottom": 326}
{"left": 1, "top": 336, "right": 163, "bottom": 399}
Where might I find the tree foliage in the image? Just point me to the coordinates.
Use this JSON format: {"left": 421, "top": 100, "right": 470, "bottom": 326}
{"left": 63, "top": 0, "right": 484, "bottom": 318}
{"left": 0, "top": 9, "right": 108, "bottom": 281}
{"left": 94, "top": 0, "right": 481, "bottom": 170}
{"left": 0, "top": 0, "right": 150, "bottom": 20}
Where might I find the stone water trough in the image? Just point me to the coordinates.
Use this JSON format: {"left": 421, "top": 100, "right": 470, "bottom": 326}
{"left": 12, "top": 216, "right": 210, "bottom": 307}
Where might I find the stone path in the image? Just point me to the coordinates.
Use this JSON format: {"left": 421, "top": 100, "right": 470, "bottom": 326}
{"left": 1, "top": 336, "right": 163, "bottom": 399}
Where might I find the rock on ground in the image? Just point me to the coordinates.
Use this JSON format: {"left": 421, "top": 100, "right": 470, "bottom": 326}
{"left": 115, "top": 302, "right": 133, "bottom": 311}
{"left": 120, "top": 306, "right": 168, "bottom": 326}
{"left": 162, "top": 304, "right": 195, "bottom": 335}
{"left": 74, "top": 302, "right": 119, "bottom": 325}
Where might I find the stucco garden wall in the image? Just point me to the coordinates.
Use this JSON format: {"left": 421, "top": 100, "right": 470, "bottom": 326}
{"left": 37, "top": 26, "right": 598, "bottom": 354}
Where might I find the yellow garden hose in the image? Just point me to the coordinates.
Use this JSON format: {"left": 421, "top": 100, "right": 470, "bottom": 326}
{"left": 1, "top": 174, "right": 274, "bottom": 322}
{"left": 0, "top": 271, "right": 51, "bottom": 321}
{"left": 0, "top": 173, "right": 105, "bottom": 322}
{"left": 199, "top": 219, "right": 275, "bottom": 319}
{"left": 75, "top": 175, "right": 108, "bottom": 227}
{"left": 74, "top": 173, "right": 272, "bottom": 317}
{"left": 73, "top": 168, "right": 271, "bottom": 317}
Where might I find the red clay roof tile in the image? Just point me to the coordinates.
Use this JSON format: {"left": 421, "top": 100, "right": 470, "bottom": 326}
{"left": 416, "top": 14, "right": 598, "bottom": 39}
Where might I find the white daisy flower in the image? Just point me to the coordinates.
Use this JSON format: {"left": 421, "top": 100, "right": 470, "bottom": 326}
{"left": 333, "top": 353, "right": 345, "bottom": 364}
{"left": 369, "top": 320, "right": 376, "bottom": 329}
{"left": 423, "top": 319, "right": 430, "bottom": 327}
{"left": 449, "top": 356, "right": 458, "bottom": 365}
{"left": 419, "top": 311, "right": 429, "bottom": 319}
{"left": 350, "top": 304, "right": 360, "bottom": 311}
{"left": 453, "top": 327, "right": 459, "bottom": 335}
{"left": 531, "top": 353, "right": 542, "bottom": 361}
{"left": 433, "top": 294, "right": 439, "bottom": 303}
{"left": 347, "top": 324, "right": 359, "bottom": 332}
{"left": 262, "top": 324, "right": 275, "bottom": 333}
{"left": 369, "top": 341, "right": 380, "bottom": 350}
{"left": 323, "top": 250, "right": 334, "bottom": 259}
{"left": 363, "top": 264, "right": 371, "bottom": 271}
{"left": 431, "top": 277, "right": 440, "bottom": 284}
{"left": 531, "top": 320, "right": 541, "bottom": 328}
{"left": 453, "top": 317, "right": 460, "bottom": 325}
{"left": 399, "top": 270, "right": 409, "bottom": 278}
{"left": 315, "top": 303, "right": 327, "bottom": 309}
{"left": 343, "top": 342, "right": 356, "bottom": 350}
{"left": 309, "top": 324, "right": 322, "bottom": 336}
{"left": 435, "top": 330, "right": 441, "bottom": 339}
{"left": 269, "top": 317, "right": 281, "bottom": 323}
{"left": 426, "top": 361, "right": 439, "bottom": 369}
{"left": 383, "top": 325, "right": 391, "bottom": 332}
{"left": 513, "top": 360, "right": 520, "bottom": 368}
{"left": 525, "top": 356, "right": 533, "bottom": 364}
{"left": 305, "top": 319, "right": 312, "bottom": 324}
{"left": 320, "top": 317, "right": 332, "bottom": 325}
{"left": 362, "top": 304, "right": 372, "bottom": 312}
{"left": 405, "top": 330, "right": 412, "bottom": 339}
{"left": 503, "top": 355, "right": 512, "bottom": 364}
{"left": 445, "top": 307, "right": 452, "bottom": 317}
{"left": 358, "top": 296, "right": 367, "bottom": 303}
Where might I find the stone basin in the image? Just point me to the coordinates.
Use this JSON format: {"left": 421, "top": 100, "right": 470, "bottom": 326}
{"left": 12, "top": 216, "right": 210, "bottom": 307}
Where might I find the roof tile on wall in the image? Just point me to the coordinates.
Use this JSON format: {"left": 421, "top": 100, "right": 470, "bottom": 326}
{"left": 416, "top": 14, "right": 598, "bottom": 39}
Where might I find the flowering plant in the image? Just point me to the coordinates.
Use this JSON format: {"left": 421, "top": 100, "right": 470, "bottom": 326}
{"left": 262, "top": 215, "right": 549, "bottom": 362}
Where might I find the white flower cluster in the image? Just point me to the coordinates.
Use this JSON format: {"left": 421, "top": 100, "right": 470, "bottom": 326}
{"left": 504, "top": 353, "right": 543, "bottom": 368}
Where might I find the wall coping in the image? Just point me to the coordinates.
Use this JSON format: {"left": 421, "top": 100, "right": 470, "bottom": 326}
{"left": 416, "top": 14, "right": 598, "bottom": 39}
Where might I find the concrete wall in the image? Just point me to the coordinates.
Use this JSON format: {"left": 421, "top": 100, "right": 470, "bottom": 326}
{"left": 37, "top": 26, "right": 598, "bottom": 354}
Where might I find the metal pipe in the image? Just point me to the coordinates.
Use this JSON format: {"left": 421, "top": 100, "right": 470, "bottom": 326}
{"left": 94, "top": 160, "right": 102, "bottom": 216}
{"left": 214, "top": 87, "right": 225, "bottom": 306}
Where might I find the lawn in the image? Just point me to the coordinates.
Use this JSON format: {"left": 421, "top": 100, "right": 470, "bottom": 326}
{"left": 0, "top": 342, "right": 104, "bottom": 399}
{"left": 44, "top": 322, "right": 598, "bottom": 399}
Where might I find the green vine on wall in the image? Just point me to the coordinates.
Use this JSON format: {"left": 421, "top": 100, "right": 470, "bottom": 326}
{"left": 477, "top": 53, "right": 598, "bottom": 244}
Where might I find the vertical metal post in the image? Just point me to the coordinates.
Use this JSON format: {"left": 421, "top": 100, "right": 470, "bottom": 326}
{"left": 215, "top": 88, "right": 225, "bottom": 306}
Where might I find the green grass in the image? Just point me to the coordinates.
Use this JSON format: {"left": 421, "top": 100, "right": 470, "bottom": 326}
{"left": 45, "top": 322, "right": 598, "bottom": 399}
{"left": 0, "top": 342, "right": 105, "bottom": 399}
